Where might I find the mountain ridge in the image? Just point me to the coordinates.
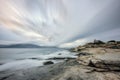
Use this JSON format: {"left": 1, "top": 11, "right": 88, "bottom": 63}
{"left": 0, "top": 43, "right": 56, "bottom": 48}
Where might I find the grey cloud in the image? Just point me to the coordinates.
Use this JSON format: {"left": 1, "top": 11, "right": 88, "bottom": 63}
{"left": 68, "top": 0, "right": 120, "bottom": 43}
{"left": 0, "top": 0, "right": 120, "bottom": 46}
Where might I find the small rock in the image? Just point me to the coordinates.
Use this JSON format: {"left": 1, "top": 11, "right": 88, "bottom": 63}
{"left": 58, "top": 53, "right": 62, "bottom": 55}
{"left": 76, "top": 52, "right": 91, "bottom": 56}
{"left": 43, "top": 61, "right": 54, "bottom": 65}
{"left": 48, "top": 57, "right": 76, "bottom": 60}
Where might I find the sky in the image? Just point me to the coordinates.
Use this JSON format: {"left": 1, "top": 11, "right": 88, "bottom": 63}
{"left": 0, "top": 0, "right": 120, "bottom": 47}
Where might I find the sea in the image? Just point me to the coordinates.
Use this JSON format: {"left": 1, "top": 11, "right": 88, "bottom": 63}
{"left": 0, "top": 48, "right": 76, "bottom": 71}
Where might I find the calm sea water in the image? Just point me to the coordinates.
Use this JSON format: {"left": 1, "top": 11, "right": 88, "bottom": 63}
{"left": 0, "top": 48, "right": 76, "bottom": 71}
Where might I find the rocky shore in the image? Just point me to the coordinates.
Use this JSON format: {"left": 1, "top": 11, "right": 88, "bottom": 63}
{"left": 0, "top": 40, "right": 120, "bottom": 80}
{"left": 70, "top": 40, "right": 120, "bottom": 52}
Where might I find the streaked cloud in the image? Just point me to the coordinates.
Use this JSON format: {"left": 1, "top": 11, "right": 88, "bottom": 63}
{"left": 0, "top": 0, "right": 120, "bottom": 46}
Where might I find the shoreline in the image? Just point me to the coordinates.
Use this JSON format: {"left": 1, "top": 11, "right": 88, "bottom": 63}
{"left": 0, "top": 49, "right": 77, "bottom": 72}
{"left": 0, "top": 40, "right": 120, "bottom": 80}
{"left": 0, "top": 48, "right": 120, "bottom": 80}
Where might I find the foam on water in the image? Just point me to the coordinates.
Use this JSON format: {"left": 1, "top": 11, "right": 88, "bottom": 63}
{"left": 37, "top": 50, "right": 77, "bottom": 59}
{"left": 0, "top": 48, "right": 77, "bottom": 71}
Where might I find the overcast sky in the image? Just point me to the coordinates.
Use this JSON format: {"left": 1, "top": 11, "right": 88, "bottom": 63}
{"left": 0, "top": 0, "right": 120, "bottom": 47}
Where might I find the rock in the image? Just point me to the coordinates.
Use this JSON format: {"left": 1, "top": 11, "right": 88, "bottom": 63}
{"left": 108, "top": 45, "right": 119, "bottom": 49}
{"left": 88, "top": 60, "right": 96, "bottom": 67}
{"left": 77, "top": 55, "right": 94, "bottom": 66}
{"left": 28, "top": 58, "right": 40, "bottom": 60}
{"left": 43, "top": 61, "right": 54, "bottom": 65}
{"left": 94, "top": 39, "right": 105, "bottom": 44}
{"left": 76, "top": 52, "right": 91, "bottom": 57}
{"left": 89, "top": 59, "right": 120, "bottom": 71}
{"left": 77, "top": 52, "right": 120, "bottom": 71}
{"left": 58, "top": 53, "right": 62, "bottom": 55}
{"left": 117, "top": 41, "right": 120, "bottom": 44}
{"left": 47, "top": 57, "right": 76, "bottom": 60}
{"left": 76, "top": 47, "right": 120, "bottom": 72}
{"left": 70, "top": 47, "right": 86, "bottom": 52}
{"left": 107, "top": 40, "right": 116, "bottom": 44}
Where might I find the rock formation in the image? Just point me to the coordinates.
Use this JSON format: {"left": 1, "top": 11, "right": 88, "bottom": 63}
{"left": 71, "top": 40, "right": 120, "bottom": 52}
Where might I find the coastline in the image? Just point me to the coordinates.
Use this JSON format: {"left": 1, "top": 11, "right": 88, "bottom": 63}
{"left": 0, "top": 51, "right": 120, "bottom": 80}
{"left": 0, "top": 40, "right": 120, "bottom": 80}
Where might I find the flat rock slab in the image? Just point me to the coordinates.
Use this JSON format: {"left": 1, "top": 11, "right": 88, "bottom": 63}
{"left": 96, "top": 52, "right": 120, "bottom": 61}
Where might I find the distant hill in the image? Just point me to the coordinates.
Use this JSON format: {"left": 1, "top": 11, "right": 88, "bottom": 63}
{"left": 0, "top": 44, "right": 42, "bottom": 48}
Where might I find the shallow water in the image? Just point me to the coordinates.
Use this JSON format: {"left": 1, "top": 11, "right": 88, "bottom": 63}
{"left": 0, "top": 48, "right": 76, "bottom": 71}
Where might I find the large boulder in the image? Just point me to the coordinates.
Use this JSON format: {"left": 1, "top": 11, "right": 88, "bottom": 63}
{"left": 88, "top": 59, "right": 120, "bottom": 70}
{"left": 77, "top": 49, "right": 120, "bottom": 71}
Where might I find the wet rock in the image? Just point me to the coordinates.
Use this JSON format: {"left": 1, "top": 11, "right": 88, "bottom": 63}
{"left": 28, "top": 58, "right": 39, "bottom": 60}
{"left": 76, "top": 52, "right": 91, "bottom": 57}
{"left": 43, "top": 61, "right": 54, "bottom": 65}
{"left": 58, "top": 53, "right": 62, "bottom": 55}
{"left": 47, "top": 57, "right": 76, "bottom": 60}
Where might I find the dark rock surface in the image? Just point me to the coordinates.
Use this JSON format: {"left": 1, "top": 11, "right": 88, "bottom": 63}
{"left": 43, "top": 61, "right": 54, "bottom": 65}
{"left": 75, "top": 52, "right": 91, "bottom": 57}
{"left": 47, "top": 57, "right": 76, "bottom": 60}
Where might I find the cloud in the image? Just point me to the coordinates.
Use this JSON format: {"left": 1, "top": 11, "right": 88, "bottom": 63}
{"left": 60, "top": 28, "right": 120, "bottom": 48}
{"left": 59, "top": 39, "right": 87, "bottom": 48}
{"left": 0, "top": 0, "right": 120, "bottom": 46}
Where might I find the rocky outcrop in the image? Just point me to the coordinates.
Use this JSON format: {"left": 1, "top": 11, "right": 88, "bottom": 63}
{"left": 71, "top": 40, "right": 120, "bottom": 52}
{"left": 77, "top": 55, "right": 120, "bottom": 71}
{"left": 68, "top": 42, "right": 120, "bottom": 80}
{"left": 89, "top": 60, "right": 120, "bottom": 71}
